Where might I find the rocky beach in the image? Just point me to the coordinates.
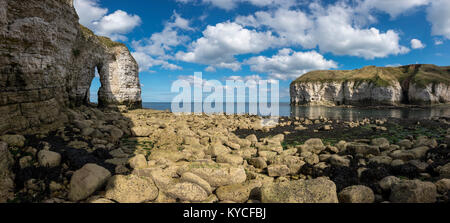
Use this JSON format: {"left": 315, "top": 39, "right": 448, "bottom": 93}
{"left": 0, "top": 0, "right": 449, "bottom": 204}
{"left": 1, "top": 106, "right": 449, "bottom": 203}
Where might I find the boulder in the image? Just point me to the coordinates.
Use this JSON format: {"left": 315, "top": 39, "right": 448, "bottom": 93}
{"left": 105, "top": 175, "right": 158, "bottom": 203}
{"left": 128, "top": 154, "right": 148, "bottom": 170}
{"left": 437, "top": 163, "right": 450, "bottom": 178}
{"left": 0, "top": 135, "right": 26, "bottom": 147}
{"left": 371, "top": 138, "right": 390, "bottom": 150}
{"left": 216, "top": 154, "right": 243, "bottom": 165}
{"left": 390, "top": 180, "right": 437, "bottom": 203}
{"left": 216, "top": 181, "right": 261, "bottom": 203}
{"left": 68, "top": 164, "right": 111, "bottom": 201}
{"left": 435, "top": 179, "right": 450, "bottom": 194}
{"left": 338, "top": 185, "right": 375, "bottom": 203}
{"left": 208, "top": 143, "right": 231, "bottom": 157}
{"left": 272, "top": 156, "right": 305, "bottom": 174}
{"left": 261, "top": 177, "right": 338, "bottom": 203}
{"left": 329, "top": 155, "right": 350, "bottom": 167}
{"left": 298, "top": 138, "right": 325, "bottom": 154}
{"left": 131, "top": 126, "right": 152, "bottom": 137}
{"left": 37, "top": 150, "right": 61, "bottom": 168}
{"left": 267, "top": 164, "right": 290, "bottom": 177}
{"left": 369, "top": 156, "right": 393, "bottom": 165}
{"left": 0, "top": 142, "right": 14, "bottom": 202}
{"left": 167, "top": 182, "right": 208, "bottom": 202}
{"left": 379, "top": 176, "right": 401, "bottom": 191}
{"left": 249, "top": 157, "right": 267, "bottom": 169}
{"left": 181, "top": 172, "right": 212, "bottom": 195}
{"left": 178, "top": 162, "right": 247, "bottom": 187}
{"left": 397, "top": 139, "right": 413, "bottom": 149}
{"left": 347, "top": 142, "right": 380, "bottom": 156}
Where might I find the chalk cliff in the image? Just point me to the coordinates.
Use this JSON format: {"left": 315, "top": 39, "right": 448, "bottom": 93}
{"left": 0, "top": 0, "right": 141, "bottom": 134}
{"left": 290, "top": 64, "right": 450, "bottom": 106}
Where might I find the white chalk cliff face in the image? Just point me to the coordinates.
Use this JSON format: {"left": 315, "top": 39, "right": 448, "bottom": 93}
{"left": 290, "top": 81, "right": 404, "bottom": 106}
{"left": 0, "top": 0, "right": 141, "bottom": 134}
{"left": 290, "top": 65, "right": 450, "bottom": 106}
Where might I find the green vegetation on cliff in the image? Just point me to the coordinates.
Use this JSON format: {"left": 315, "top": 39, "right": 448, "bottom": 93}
{"left": 292, "top": 64, "right": 450, "bottom": 88}
{"left": 79, "top": 25, "right": 126, "bottom": 48}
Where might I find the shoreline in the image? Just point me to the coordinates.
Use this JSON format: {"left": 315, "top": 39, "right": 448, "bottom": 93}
{"left": 1, "top": 106, "right": 449, "bottom": 203}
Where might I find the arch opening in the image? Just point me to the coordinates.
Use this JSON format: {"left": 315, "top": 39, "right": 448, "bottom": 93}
{"left": 89, "top": 66, "right": 102, "bottom": 104}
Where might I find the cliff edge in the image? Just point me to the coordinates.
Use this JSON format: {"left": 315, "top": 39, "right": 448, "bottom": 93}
{"left": 290, "top": 64, "right": 450, "bottom": 106}
{"left": 0, "top": 0, "right": 142, "bottom": 134}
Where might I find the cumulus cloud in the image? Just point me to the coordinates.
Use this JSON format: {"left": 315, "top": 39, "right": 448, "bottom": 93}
{"left": 236, "top": 3, "right": 410, "bottom": 60}
{"left": 74, "top": 0, "right": 141, "bottom": 41}
{"left": 236, "top": 8, "right": 315, "bottom": 48}
{"left": 358, "top": 0, "right": 430, "bottom": 18}
{"left": 176, "top": 22, "right": 278, "bottom": 71}
{"left": 427, "top": 0, "right": 450, "bottom": 39}
{"left": 311, "top": 3, "right": 410, "bottom": 59}
{"left": 132, "top": 12, "right": 193, "bottom": 72}
{"left": 132, "top": 52, "right": 182, "bottom": 72}
{"left": 246, "top": 48, "right": 338, "bottom": 80}
{"left": 176, "top": 0, "right": 297, "bottom": 10}
{"left": 411, "top": 39, "right": 425, "bottom": 49}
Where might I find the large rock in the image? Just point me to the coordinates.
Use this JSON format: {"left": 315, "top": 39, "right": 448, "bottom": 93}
{"left": 68, "top": 164, "right": 111, "bottom": 201}
{"left": 267, "top": 164, "right": 290, "bottom": 177}
{"left": 298, "top": 138, "right": 325, "bottom": 154}
{"left": 0, "top": 142, "right": 14, "bottom": 202}
{"left": 0, "top": 0, "right": 141, "bottom": 135}
{"left": 438, "top": 163, "right": 450, "bottom": 178}
{"left": 216, "top": 154, "right": 243, "bottom": 165}
{"left": 216, "top": 181, "right": 262, "bottom": 203}
{"left": 131, "top": 126, "right": 152, "bottom": 137}
{"left": 177, "top": 162, "right": 247, "bottom": 187}
{"left": 0, "top": 135, "right": 25, "bottom": 147}
{"left": 435, "top": 179, "right": 450, "bottom": 194}
{"left": 37, "top": 150, "right": 61, "bottom": 168}
{"left": 338, "top": 185, "right": 375, "bottom": 203}
{"left": 390, "top": 180, "right": 437, "bottom": 203}
{"left": 180, "top": 172, "right": 212, "bottom": 195}
{"left": 167, "top": 182, "right": 208, "bottom": 202}
{"left": 128, "top": 154, "right": 148, "bottom": 170}
{"left": 105, "top": 175, "right": 158, "bottom": 203}
{"left": 261, "top": 177, "right": 338, "bottom": 203}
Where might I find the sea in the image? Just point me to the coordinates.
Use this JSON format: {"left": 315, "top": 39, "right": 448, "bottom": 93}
{"left": 142, "top": 102, "right": 450, "bottom": 121}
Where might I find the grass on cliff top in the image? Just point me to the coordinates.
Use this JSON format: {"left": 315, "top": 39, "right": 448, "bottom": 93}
{"left": 79, "top": 24, "right": 126, "bottom": 48}
{"left": 292, "top": 64, "right": 450, "bottom": 87}
{"left": 410, "top": 65, "right": 450, "bottom": 87}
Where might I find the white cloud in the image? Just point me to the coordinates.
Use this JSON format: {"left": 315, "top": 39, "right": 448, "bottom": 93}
{"left": 132, "top": 12, "right": 193, "bottom": 72}
{"left": 411, "top": 39, "right": 425, "bottom": 49}
{"left": 74, "top": 0, "right": 107, "bottom": 26}
{"left": 176, "top": 22, "right": 278, "bottom": 71}
{"left": 74, "top": 0, "right": 141, "bottom": 41}
{"left": 427, "top": 0, "right": 450, "bottom": 39}
{"left": 176, "top": 0, "right": 296, "bottom": 10}
{"left": 312, "top": 3, "right": 410, "bottom": 59}
{"left": 132, "top": 52, "right": 181, "bottom": 72}
{"left": 435, "top": 39, "right": 444, "bottom": 45}
{"left": 236, "top": 3, "right": 410, "bottom": 60}
{"left": 385, "top": 64, "right": 402, "bottom": 67}
{"left": 246, "top": 48, "right": 338, "bottom": 80}
{"left": 358, "top": 0, "right": 430, "bottom": 18}
{"left": 236, "top": 8, "right": 315, "bottom": 48}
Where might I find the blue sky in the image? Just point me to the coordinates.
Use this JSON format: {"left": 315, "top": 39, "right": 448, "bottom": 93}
{"left": 74, "top": 0, "right": 450, "bottom": 102}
